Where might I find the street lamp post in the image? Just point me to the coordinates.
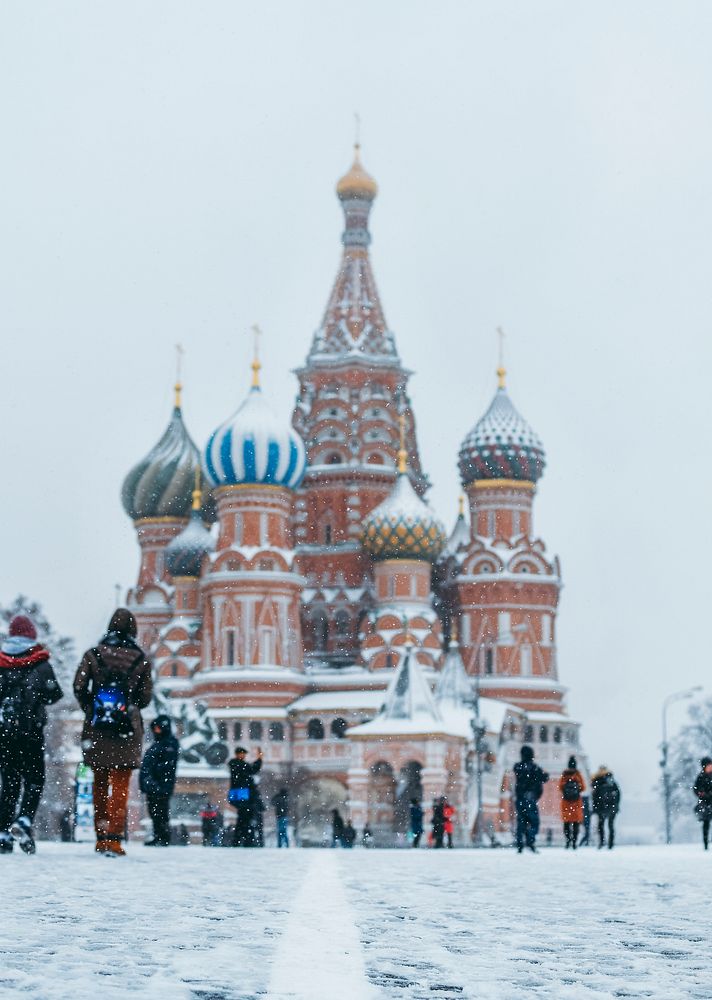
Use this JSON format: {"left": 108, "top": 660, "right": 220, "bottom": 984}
{"left": 661, "top": 686, "right": 702, "bottom": 844}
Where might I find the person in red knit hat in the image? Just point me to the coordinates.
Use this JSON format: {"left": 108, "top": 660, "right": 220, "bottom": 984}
{"left": 0, "top": 615, "right": 63, "bottom": 855}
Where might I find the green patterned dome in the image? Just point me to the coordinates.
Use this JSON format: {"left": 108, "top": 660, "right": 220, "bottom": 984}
{"left": 361, "top": 473, "right": 446, "bottom": 562}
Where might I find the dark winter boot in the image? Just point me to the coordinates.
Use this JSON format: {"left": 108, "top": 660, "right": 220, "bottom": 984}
{"left": 0, "top": 832, "right": 13, "bottom": 854}
{"left": 11, "top": 817, "right": 35, "bottom": 855}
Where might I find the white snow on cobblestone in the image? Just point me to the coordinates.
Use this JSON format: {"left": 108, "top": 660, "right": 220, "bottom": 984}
{"left": 0, "top": 844, "right": 709, "bottom": 999}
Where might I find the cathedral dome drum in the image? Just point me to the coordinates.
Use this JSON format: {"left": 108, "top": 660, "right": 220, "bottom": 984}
{"left": 458, "top": 384, "right": 546, "bottom": 487}
{"left": 361, "top": 472, "right": 446, "bottom": 562}
{"left": 165, "top": 488, "right": 214, "bottom": 578}
{"left": 204, "top": 384, "right": 307, "bottom": 491}
{"left": 121, "top": 398, "right": 203, "bottom": 521}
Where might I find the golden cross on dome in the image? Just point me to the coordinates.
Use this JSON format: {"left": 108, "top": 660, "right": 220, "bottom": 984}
{"left": 174, "top": 343, "right": 184, "bottom": 408}
{"left": 496, "top": 326, "right": 506, "bottom": 389}
{"left": 397, "top": 411, "right": 408, "bottom": 474}
{"left": 354, "top": 111, "right": 361, "bottom": 151}
{"left": 250, "top": 324, "right": 262, "bottom": 388}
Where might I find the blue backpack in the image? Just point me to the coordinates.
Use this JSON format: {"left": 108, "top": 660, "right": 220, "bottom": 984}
{"left": 90, "top": 649, "right": 141, "bottom": 738}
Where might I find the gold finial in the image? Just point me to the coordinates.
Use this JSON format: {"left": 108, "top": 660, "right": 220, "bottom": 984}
{"left": 397, "top": 411, "right": 408, "bottom": 474}
{"left": 175, "top": 343, "right": 184, "bottom": 408}
{"left": 458, "top": 494, "right": 465, "bottom": 517}
{"left": 496, "top": 326, "right": 506, "bottom": 389}
{"left": 451, "top": 617, "right": 459, "bottom": 644}
{"left": 354, "top": 111, "right": 361, "bottom": 152}
{"left": 250, "top": 324, "right": 262, "bottom": 389}
{"left": 191, "top": 465, "right": 202, "bottom": 512}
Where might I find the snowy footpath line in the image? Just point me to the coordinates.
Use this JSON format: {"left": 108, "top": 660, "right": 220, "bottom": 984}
{"left": 266, "top": 851, "right": 376, "bottom": 1000}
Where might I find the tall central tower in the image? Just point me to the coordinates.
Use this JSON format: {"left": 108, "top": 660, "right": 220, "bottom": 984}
{"left": 292, "top": 146, "right": 427, "bottom": 666}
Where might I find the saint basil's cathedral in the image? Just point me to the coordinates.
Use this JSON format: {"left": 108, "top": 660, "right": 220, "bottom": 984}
{"left": 118, "top": 146, "right": 588, "bottom": 844}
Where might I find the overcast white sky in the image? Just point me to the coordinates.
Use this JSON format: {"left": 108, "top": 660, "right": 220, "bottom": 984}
{"left": 1, "top": 2, "right": 711, "bottom": 812}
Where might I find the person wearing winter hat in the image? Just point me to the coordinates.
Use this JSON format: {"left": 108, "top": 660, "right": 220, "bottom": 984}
{"left": 139, "top": 715, "right": 179, "bottom": 846}
{"left": 74, "top": 608, "right": 152, "bottom": 856}
{"left": 0, "top": 615, "right": 63, "bottom": 855}
{"left": 513, "top": 745, "right": 550, "bottom": 853}
{"left": 591, "top": 765, "right": 621, "bottom": 850}
{"left": 559, "top": 755, "right": 586, "bottom": 849}
{"left": 693, "top": 756, "right": 712, "bottom": 850}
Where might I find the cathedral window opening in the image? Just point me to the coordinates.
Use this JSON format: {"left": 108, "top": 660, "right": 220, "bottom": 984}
{"left": 539, "top": 725, "right": 549, "bottom": 743}
{"left": 171, "top": 662, "right": 179, "bottom": 677}
{"left": 484, "top": 647, "right": 494, "bottom": 675}
{"left": 523, "top": 724, "right": 534, "bottom": 742}
{"left": 217, "top": 722, "right": 228, "bottom": 741}
{"left": 269, "top": 721, "right": 285, "bottom": 742}
{"left": 249, "top": 721, "right": 263, "bottom": 741}
{"left": 225, "top": 629, "right": 238, "bottom": 667}
{"left": 324, "top": 524, "right": 332, "bottom": 545}
{"left": 331, "top": 717, "right": 348, "bottom": 739}
{"left": 314, "top": 615, "right": 329, "bottom": 650}
{"left": 326, "top": 453, "right": 342, "bottom": 465}
{"left": 335, "top": 610, "right": 350, "bottom": 638}
{"left": 233, "top": 722, "right": 242, "bottom": 741}
{"left": 259, "top": 558, "right": 275, "bottom": 571}
{"left": 553, "top": 726, "right": 562, "bottom": 744}
{"left": 307, "top": 718, "right": 325, "bottom": 741}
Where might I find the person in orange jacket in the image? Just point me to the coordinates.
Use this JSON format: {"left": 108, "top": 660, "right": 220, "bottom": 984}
{"left": 442, "top": 797, "right": 456, "bottom": 849}
{"left": 558, "top": 756, "right": 586, "bottom": 849}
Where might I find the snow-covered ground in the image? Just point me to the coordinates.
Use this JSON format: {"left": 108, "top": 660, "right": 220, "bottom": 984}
{"left": 1, "top": 844, "right": 708, "bottom": 999}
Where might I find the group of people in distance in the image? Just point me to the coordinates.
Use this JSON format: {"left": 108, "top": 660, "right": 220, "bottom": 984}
{"left": 1, "top": 607, "right": 712, "bottom": 854}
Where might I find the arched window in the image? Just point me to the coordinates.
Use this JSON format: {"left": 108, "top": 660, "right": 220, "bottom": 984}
{"left": 326, "top": 453, "right": 342, "bottom": 465}
{"left": 314, "top": 615, "right": 329, "bottom": 650}
{"left": 539, "top": 725, "right": 548, "bottom": 743}
{"left": 523, "top": 724, "right": 534, "bottom": 742}
{"left": 307, "top": 718, "right": 325, "bottom": 741}
{"left": 217, "top": 722, "right": 228, "bottom": 741}
{"left": 249, "top": 721, "right": 263, "bottom": 741}
{"left": 324, "top": 524, "right": 332, "bottom": 545}
{"left": 553, "top": 726, "right": 562, "bottom": 744}
{"left": 335, "top": 610, "right": 350, "bottom": 638}
{"left": 269, "top": 721, "right": 284, "bottom": 742}
{"left": 233, "top": 722, "right": 242, "bottom": 741}
{"left": 331, "top": 717, "right": 348, "bottom": 739}
{"left": 171, "top": 662, "right": 179, "bottom": 677}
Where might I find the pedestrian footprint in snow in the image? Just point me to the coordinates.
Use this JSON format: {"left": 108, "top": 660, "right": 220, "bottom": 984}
{"left": 693, "top": 756, "right": 712, "bottom": 851}
{"left": 559, "top": 756, "right": 586, "bottom": 849}
{"left": 513, "top": 745, "right": 549, "bottom": 854}
{"left": 74, "top": 608, "right": 153, "bottom": 857}
{"left": 0, "top": 614, "right": 63, "bottom": 856}
{"left": 591, "top": 765, "right": 620, "bottom": 850}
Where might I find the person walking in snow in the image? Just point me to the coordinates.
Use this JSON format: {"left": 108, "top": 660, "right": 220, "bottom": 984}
{"left": 139, "top": 714, "right": 179, "bottom": 846}
{"left": 410, "top": 798, "right": 424, "bottom": 848}
{"left": 331, "top": 808, "right": 345, "bottom": 847}
{"left": 0, "top": 615, "right": 63, "bottom": 855}
{"left": 228, "top": 746, "right": 262, "bottom": 847}
{"left": 578, "top": 794, "right": 592, "bottom": 846}
{"left": 591, "top": 765, "right": 621, "bottom": 850}
{"left": 443, "top": 799, "right": 456, "bottom": 849}
{"left": 432, "top": 797, "right": 445, "bottom": 848}
{"left": 693, "top": 756, "right": 712, "bottom": 851}
{"left": 272, "top": 788, "right": 290, "bottom": 848}
{"left": 74, "top": 608, "right": 153, "bottom": 857}
{"left": 513, "top": 745, "right": 549, "bottom": 853}
{"left": 343, "top": 819, "right": 356, "bottom": 848}
{"left": 559, "top": 756, "right": 586, "bottom": 849}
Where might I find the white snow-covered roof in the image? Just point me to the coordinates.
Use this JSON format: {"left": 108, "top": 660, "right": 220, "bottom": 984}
{"left": 208, "top": 707, "right": 289, "bottom": 720}
{"left": 525, "top": 712, "right": 572, "bottom": 723}
{"left": 288, "top": 691, "right": 385, "bottom": 713}
{"left": 436, "top": 642, "right": 473, "bottom": 705}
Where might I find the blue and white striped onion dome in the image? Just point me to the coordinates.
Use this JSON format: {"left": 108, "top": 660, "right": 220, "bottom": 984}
{"left": 458, "top": 387, "right": 546, "bottom": 487}
{"left": 204, "top": 386, "right": 307, "bottom": 490}
{"left": 361, "top": 472, "right": 447, "bottom": 562}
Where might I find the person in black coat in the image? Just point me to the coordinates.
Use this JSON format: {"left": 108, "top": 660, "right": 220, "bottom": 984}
{"left": 432, "top": 798, "right": 445, "bottom": 849}
{"left": 513, "top": 745, "right": 549, "bottom": 854}
{"left": 0, "top": 615, "right": 63, "bottom": 855}
{"left": 139, "top": 714, "right": 179, "bottom": 846}
{"left": 590, "top": 765, "right": 621, "bottom": 850}
{"left": 332, "top": 808, "right": 345, "bottom": 847}
{"left": 228, "top": 746, "right": 262, "bottom": 846}
{"left": 693, "top": 756, "right": 712, "bottom": 850}
{"left": 272, "top": 788, "right": 290, "bottom": 848}
{"left": 410, "top": 798, "right": 424, "bottom": 848}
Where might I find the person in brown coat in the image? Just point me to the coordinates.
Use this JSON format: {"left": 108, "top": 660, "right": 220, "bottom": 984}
{"left": 74, "top": 609, "right": 152, "bottom": 856}
{"left": 558, "top": 755, "right": 586, "bottom": 849}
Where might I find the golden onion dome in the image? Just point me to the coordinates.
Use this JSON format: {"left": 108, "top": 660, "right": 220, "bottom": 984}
{"left": 336, "top": 144, "right": 378, "bottom": 201}
{"left": 361, "top": 473, "right": 447, "bottom": 563}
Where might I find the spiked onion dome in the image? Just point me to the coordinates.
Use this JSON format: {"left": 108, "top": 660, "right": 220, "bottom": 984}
{"left": 203, "top": 353, "right": 307, "bottom": 490}
{"left": 122, "top": 384, "right": 203, "bottom": 520}
{"left": 165, "top": 476, "right": 214, "bottom": 578}
{"left": 458, "top": 369, "right": 545, "bottom": 486}
{"left": 362, "top": 419, "right": 446, "bottom": 562}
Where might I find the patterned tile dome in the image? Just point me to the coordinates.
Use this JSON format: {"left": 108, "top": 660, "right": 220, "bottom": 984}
{"left": 458, "top": 386, "right": 546, "bottom": 487}
{"left": 165, "top": 489, "right": 214, "bottom": 578}
{"left": 121, "top": 399, "right": 203, "bottom": 521}
{"left": 204, "top": 383, "right": 306, "bottom": 491}
{"left": 361, "top": 472, "right": 446, "bottom": 562}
